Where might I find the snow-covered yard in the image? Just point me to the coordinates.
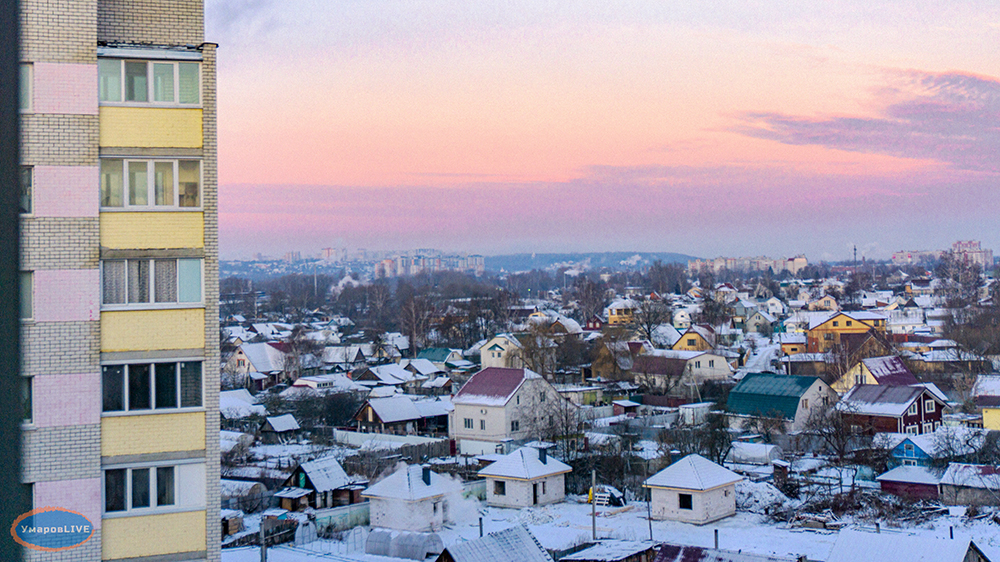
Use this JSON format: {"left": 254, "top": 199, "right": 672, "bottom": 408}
{"left": 222, "top": 495, "right": 1000, "bottom": 562}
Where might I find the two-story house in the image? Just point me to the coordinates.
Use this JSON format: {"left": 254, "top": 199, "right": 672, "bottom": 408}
{"left": 837, "top": 383, "right": 948, "bottom": 434}
{"left": 807, "top": 311, "right": 887, "bottom": 353}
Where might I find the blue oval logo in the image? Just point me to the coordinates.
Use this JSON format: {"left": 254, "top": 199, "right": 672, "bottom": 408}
{"left": 10, "top": 507, "right": 94, "bottom": 552}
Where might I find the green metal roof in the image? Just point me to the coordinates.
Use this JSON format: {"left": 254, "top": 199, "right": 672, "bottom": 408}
{"left": 727, "top": 373, "right": 819, "bottom": 420}
{"left": 417, "top": 347, "right": 453, "bottom": 361}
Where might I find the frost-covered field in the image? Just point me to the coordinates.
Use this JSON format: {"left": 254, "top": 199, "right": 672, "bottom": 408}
{"left": 222, "top": 494, "right": 1000, "bottom": 562}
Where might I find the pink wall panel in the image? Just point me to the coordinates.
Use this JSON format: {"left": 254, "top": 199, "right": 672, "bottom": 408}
{"left": 32, "top": 373, "right": 101, "bottom": 428}
{"left": 33, "top": 269, "right": 100, "bottom": 322}
{"left": 32, "top": 62, "right": 98, "bottom": 115}
{"left": 32, "top": 165, "right": 99, "bottom": 217}
{"left": 33, "top": 478, "right": 102, "bottom": 530}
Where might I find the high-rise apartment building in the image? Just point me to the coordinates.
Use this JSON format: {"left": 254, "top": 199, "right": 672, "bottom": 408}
{"left": 19, "top": 1, "right": 218, "bottom": 560}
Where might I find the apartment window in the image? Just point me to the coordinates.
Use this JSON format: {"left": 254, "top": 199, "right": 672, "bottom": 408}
{"left": 102, "top": 361, "right": 202, "bottom": 412}
{"left": 20, "top": 377, "right": 32, "bottom": 424}
{"left": 494, "top": 481, "right": 506, "bottom": 496}
{"left": 102, "top": 258, "right": 202, "bottom": 306}
{"left": 101, "top": 158, "right": 201, "bottom": 208}
{"left": 924, "top": 400, "right": 935, "bottom": 412}
{"left": 99, "top": 59, "right": 200, "bottom": 105}
{"left": 511, "top": 420, "right": 519, "bottom": 432}
{"left": 907, "top": 403, "right": 917, "bottom": 416}
{"left": 20, "top": 167, "right": 31, "bottom": 214}
{"left": 678, "top": 493, "right": 692, "bottom": 510}
{"left": 480, "top": 419, "right": 486, "bottom": 431}
{"left": 19, "top": 64, "right": 30, "bottom": 111}
{"left": 104, "top": 466, "right": 175, "bottom": 513}
{"left": 20, "top": 271, "right": 32, "bottom": 320}
{"left": 463, "top": 418, "right": 473, "bottom": 429}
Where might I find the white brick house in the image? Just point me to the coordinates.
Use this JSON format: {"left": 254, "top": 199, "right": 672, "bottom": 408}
{"left": 479, "top": 446, "right": 571, "bottom": 508}
{"left": 644, "top": 454, "right": 742, "bottom": 525}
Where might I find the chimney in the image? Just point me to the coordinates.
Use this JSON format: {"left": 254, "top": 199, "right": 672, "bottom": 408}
{"left": 422, "top": 464, "right": 431, "bottom": 486}
{"left": 538, "top": 447, "right": 547, "bottom": 464}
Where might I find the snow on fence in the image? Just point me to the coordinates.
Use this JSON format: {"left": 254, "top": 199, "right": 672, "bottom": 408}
{"left": 314, "top": 502, "right": 371, "bottom": 535}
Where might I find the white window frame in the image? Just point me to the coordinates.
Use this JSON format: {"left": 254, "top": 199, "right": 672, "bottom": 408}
{"left": 907, "top": 403, "right": 918, "bottom": 415}
{"left": 98, "top": 58, "right": 202, "bottom": 107}
{"left": 924, "top": 400, "right": 935, "bottom": 413}
{"left": 101, "top": 258, "right": 204, "bottom": 309}
{"left": 101, "top": 360, "right": 204, "bottom": 415}
{"left": 100, "top": 158, "right": 203, "bottom": 210}
{"left": 463, "top": 418, "right": 473, "bottom": 430}
{"left": 102, "top": 459, "right": 202, "bottom": 517}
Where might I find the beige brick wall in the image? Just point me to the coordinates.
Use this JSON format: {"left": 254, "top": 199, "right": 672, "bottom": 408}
{"left": 20, "top": 218, "right": 100, "bottom": 270}
{"left": 20, "top": 114, "right": 99, "bottom": 166}
{"left": 24, "top": 530, "right": 102, "bottom": 562}
{"left": 22, "top": 425, "right": 101, "bottom": 482}
{"left": 98, "top": 0, "right": 204, "bottom": 44}
{"left": 20, "top": 0, "right": 97, "bottom": 64}
{"left": 21, "top": 321, "right": 101, "bottom": 376}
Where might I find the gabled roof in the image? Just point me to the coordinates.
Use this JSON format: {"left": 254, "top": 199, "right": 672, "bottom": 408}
{"left": 630, "top": 355, "right": 688, "bottom": 377}
{"left": 562, "top": 541, "right": 658, "bottom": 561}
{"left": 861, "top": 356, "right": 918, "bottom": 386}
{"left": 440, "top": 525, "right": 553, "bottom": 562}
{"left": 362, "top": 464, "right": 452, "bottom": 501}
{"left": 400, "top": 358, "right": 444, "bottom": 376}
{"left": 876, "top": 465, "right": 943, "bottom": 486}
{"left": 298, "top": 455, "right": 351, "bottom": 492}
{"left": 264, "top": 414, "right": 300, "bottom": 432}
{"left": 644, "top": 454, "right": 742, "bottom": 491}
{"left": 478, "top": 447, "right": 571, "bottom": 480}
{"left": 453, "top": 367, "right": 541, "bottom": 407}
{"left": 940, "top": 463, "right": 1000, "bottom": 490}
{"left": 727, "top": 373, "right": 820, "bottom": 419}
{"left": 826, "top": 529, "right": 987, "bottom": 562}
{"left": 837, "top": 384, "right": 945, "bottom": 417}
{"left": 366, "top": 396, "right": 423, "bottom": 423}
{"left": 417, "top": 347, "right": 460, "bottom": 362}
{"left": 239, "top": 342, "right": 287, "bottom": 372}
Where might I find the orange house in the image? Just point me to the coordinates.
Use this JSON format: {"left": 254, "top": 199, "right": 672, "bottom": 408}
{"left": 807, "top": 312, "right": 887, "bottom": 353}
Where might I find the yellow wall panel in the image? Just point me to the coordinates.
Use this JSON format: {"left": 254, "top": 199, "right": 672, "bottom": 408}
{"left": 984, "top": 408, "right": 1000, "bottom": 431}
{"left": 103, "top": 511, "right": 206, "bottom": 560}
{"left": 99, "top": 107, "right": 203, "bottom": 148}
{"left": 101, "top": 309, "right": 204, "bottom": 351}
{"left": 102, "top": 412, "right": 205, "bottom": 457}
{"left": 101, "top": 212, "right": 204, "bottom": 249}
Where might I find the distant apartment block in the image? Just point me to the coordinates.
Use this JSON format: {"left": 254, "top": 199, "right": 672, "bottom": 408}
{"left": 891, "top": 250, "right": 943, "bottom": 266}
{"left": 376, "top": 253, "right": 485, "bottom": 278}
{"left": 687, "top": 255, "right": 807, "bottom": 276}
{"left": 19, "top": 0, "right": 219, "bottom": 560}
{"left": 891, "top": 241, "right": 993, "bottom": 269}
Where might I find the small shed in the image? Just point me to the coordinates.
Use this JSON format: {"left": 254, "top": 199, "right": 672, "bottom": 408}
{"left": 274, "top": 486, "right": 311, "bottom": 511}
{"left": 363, "top": 464, "right": 454, "bottom": 532}
{"left": 478, "top": 446, "right": 571, "bottom": 508}
{"left": 282, "top": 455, "right": 362, "bottom": 509}
{"left": 220, "top": 479, "right": 267, "bottom": 512}
{"left": 435, "top": 525, "right": 553, "bottom": 562}
{"left": 643, "top": 454, "right": 742, "bottom": 525}
{"left": 260, "top": 414, "right": 300, "bottom": 444}
{"left": 678, "top": 402, "right": 713, "bottom": 426}
{"left": 876, "top": 466, "right": 942, "bottom": 500}
{"left": 612, "top": 400, "right": 641, "bottom": 416}
{"left": 221, "top": 509, "right": 244, "bottom": 537}
{"left": 939, "top": 463, "right": 1000, "bottom": 506}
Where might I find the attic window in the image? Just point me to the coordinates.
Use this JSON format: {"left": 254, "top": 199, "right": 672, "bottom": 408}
{"left": 924, "top": 400, "right": 935, "bottom": 412}
{"left": 846, "top": 321, "right": 853, "bottom": 327}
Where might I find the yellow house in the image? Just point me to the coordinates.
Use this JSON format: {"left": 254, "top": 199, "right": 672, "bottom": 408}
{"left": 778, "top": 333, "right": 807, "bottom": 356}
{"left": 983, "top": 408, "right": 1000, "bottom": 431}
{"left": 973, "top": 375, "right": 1000, "bottom": 431}
{"left": 607, "top": 299, "right": 637, "bottom": 326}
{"left": 832, "top": 355, "right": 918, "bottom": 394}
{"left": 807, "top": 294, "right": 840, "bottom": 311}
{"left": 807, "top": 311, "right": 887, "bottom": 354}
{"left": 672, "top": 326, "right": 715, "bottom": 352}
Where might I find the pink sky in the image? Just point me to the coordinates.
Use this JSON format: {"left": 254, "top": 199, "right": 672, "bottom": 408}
{"left": 208, "top": 1, "right": 1000, "bottom": 261}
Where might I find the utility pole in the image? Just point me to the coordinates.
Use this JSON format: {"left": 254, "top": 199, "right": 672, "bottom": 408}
{"left": 591, "top": 469, "right": 597, "bottom": 541}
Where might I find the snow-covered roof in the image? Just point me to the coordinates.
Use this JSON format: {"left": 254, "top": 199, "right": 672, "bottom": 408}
{"left": 220, "top": 389, "right": 257, "bottom": 404}
{"left": 478, "top": 447, "right": 572, "bottom": 480}
{"left": 290, "top": 373, "right": 365, "bottom": 392}
{"left": 298, "top": 455, "right": 351, "bottom": 492}
{"left": 826, "top": 529, "right": 984, "bottom": 562}
{"left": 400, "top": 358, "right": 444, "bottom": 376}
{"left": 220, "top": 394, "right": 267, "bottom": 419}
{"left": 368, "top": 396, "right": 423, "bottom": 423}
{"left": 274, "top": 486, "right": 310, "bottom": 499}
{"left": 876, "top": 466, "right": 943, "bottom": 486}
{"left": 561, "top": 540, "right": 658, "bottom": 561}
{"left": 644, "top": 454, "right": 742, "bottom": 491}
{"left": 220, "top": 479, "right": 262, "bottom": 497}
{"left": 837, "top": 385, "right": 945, "bottom": 417}
{"left": 453, "top": 367, "right": 541, "bottom": 407}
{"left": 972, "top": 374, "right": 1000, "bottom": 398}
{"left": 362, "top": 464, "right": 453, "bottom": 501}
{"left": 440, "top": 525, "right": 553, "bottom": 562}
{"left": 264, "top": 414, "right": 300, "bottom": 432}
{"left": 613, "top": 399, "right": 640, "bottom": 407}
{"left": 368, "top": 363, "right": 418, "bottom": 385}
{"left": 861, "top": 356, "right": 918, "bottom": 386}
{"left": 940, "top": 463, "right": 1000, "bottom": 490}
{"left": 239, "top": 342, "right": 287, "bottom": 372}
{"left": 654, "top": 543, "right": 801, "bottom": 562}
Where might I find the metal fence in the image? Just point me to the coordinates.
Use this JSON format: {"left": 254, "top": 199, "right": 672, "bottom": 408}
{"left": 314, "top": 502, "right": 371, "bottom": 535}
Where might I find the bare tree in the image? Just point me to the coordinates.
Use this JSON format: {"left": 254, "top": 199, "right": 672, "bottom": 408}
{"left": 805, "top": 403, "right": 870, "bottom": 464}
{"left": 510, "top": 323, "right": 558, "bottom": 378}
{"left": 631, "top": 297, "right": 672, "bottom": 344}
{"left": 400, "top": 295, "right": 435, "bottom": 357}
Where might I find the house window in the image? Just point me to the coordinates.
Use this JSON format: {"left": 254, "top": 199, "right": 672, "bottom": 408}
{"left": 19, "top": 271, "right": 32, "bottom": 320}
{"left": 801, "top": 398, "right": 808, "bottom": 410}
{"left": 540, "top": 392, "right": 546, "bottom": 402}
{"left": 903, "top": 443, "right": 914, "bottom": 455}
{"left": 19, "top": 63, "right": 30, "bottom": 111}
{"left": 687, "top": 339, "right": 696, "bottom": 346}
{"left": 924, "top": 400, "right": 935, "bottom": 412}
{"left": 101, "top": 258, "right": 203, "bottom": 306}
{"left": 101, "top": 159, "right": 201, "bottom": 208}
{"left": 922, "top": 423, "right": 933, "bottom": 434}
{"left": 104, "top": 466, "right": 176, "bottom": 513}
{"left": 511, "top": 420, "right": 519, "bottom": 432}
{"left": 494, "top": 481, "right": 506, "bottom": 496}
{"left": 694, "top": 361, "right": 701, "bottom": 368}
{"left": 463, "top": 418, "right": 473, "bottom": 429}
{"left": 541, "top": 481, "right": 546, "bottom": 495}
{"left": 480, "top": 420, "right": 486, "bottom": 431}
{"left": 99, "top": 59, "right": 200, "bottom": 105}
{"left": 824, "top": 333, "right": 834, "bottom": 341}
{"left": 708, "top": 360, "right": 714, "bottom": 368}
{"left": 102, "top": 361, "right": 202, "bottom": 412}
{"left": 846, "top": 321, "right": 853, "bottom": 327}
{"left": 678, "top": 493, "right": 692, "bottom": 510}
{"left": 905, "top": 425, "right": 918, "bottom": 434}
{"left": 19, "top": 167, "right": 31, "bottom": 214}
{"left": 902, "top": 459, "right": 917, "bottom": 466}
{"left": 907, "top": 403, "right": 917, "bottom": 415}
{"left": 833, "top": 321, "right": 839, "bottom": 327}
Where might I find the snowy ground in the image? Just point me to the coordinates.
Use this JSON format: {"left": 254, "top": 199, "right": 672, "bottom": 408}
{"left": 221, "top": 496, "right": 1000, "bottom": 562}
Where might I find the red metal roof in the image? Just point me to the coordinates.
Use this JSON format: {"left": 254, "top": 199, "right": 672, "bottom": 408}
{"left": 453, "top": 367, "right": 529, "bottom": 404}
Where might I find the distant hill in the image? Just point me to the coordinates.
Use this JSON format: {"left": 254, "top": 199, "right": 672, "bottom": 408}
{"left": 485, "top": 252, "right": 699, "bottom": 273}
